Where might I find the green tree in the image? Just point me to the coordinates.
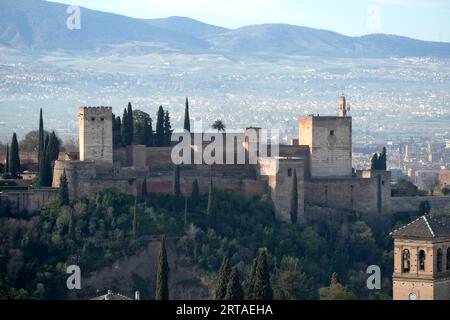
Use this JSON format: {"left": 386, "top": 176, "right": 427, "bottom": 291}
{"left": 38, "top": 108, "right": 45, "bottom": 166}
{"left": 156, "top": 238, "right": 169, "bottom": 300}
{"left": 142, "top": 178, "right": 148, "bottom": 200}
{"left": 191, "top": 179, "right": 200, "bottom": 206}
{"left": 58, "top": 169, "right": 70, "bottom": 206}
{"left": 224, "top": 266, "right": 244, "bottom": 300}
{"left": 214, "top": 256, "right": 231, "bottom": 300}
{"left": 319, "top": 273, "right": 356, "bottom": 300}
{"left": 419, "top": 200, "right": 431, "bottom": 215}
{"left": 132, "top": 197, "right": 138, "bottom": 238}
{"left": 9, "top": 133, "right": 20, "bottom": 177}
{"left": 184, "top": 96, "right": 191, "bottom": 132}
{"left": 156, "top": 106, "right": 165, "bottom": 147}
{"left": 121, "top": 108, "right": 129, "bottom": 146}
{"left": 172, "top": 165, "right": 181, "bottom": 214}
{"left": 247, "top": 259, "right": 257, "bottom": 300}
{"left": 5, "top": 144, "right": 9, "bottom": 174}
{"left": 133, "top": 110, "right": 153, "bottom": 146}
{"left": 273, "top": 257, "right": 310, "bottom": 300}
{"left": 379, "top": 147, "right": 387, "bottom": 170}
{"left": 163, "top": 110, "right": 172, "bottom": 146}
{"left": 206, "top": 175, "right": 216, "bottom": 228}
{"left": 290, "top": 169, "right": 298, "bottom": 224}
{"left": 212, "top": 119, "right": 226, "bottom": 132}
{"left": 39, "top": 134, "right": 52, "bottom": 187}
{"left": 48, "top": 131, "right": 60, "bottom": 162}
{"left": 127, "top": 102, "right": 134, "bottom": 145}
{"left": 252, "top": 250, "right": 273, "bottom": 300}
{"left": 370, "top": 153, "right": 379, "bottom": 170}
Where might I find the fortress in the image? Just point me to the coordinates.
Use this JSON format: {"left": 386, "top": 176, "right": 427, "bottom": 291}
{"left": 52, "top": 96, "right": 391, "bottom": 223}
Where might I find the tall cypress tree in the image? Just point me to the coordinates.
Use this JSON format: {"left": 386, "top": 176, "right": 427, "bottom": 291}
{"left": 163, "top": 110, "right": 172, "bottom": 146}
{"left": 9, "top": 133, "right": 20, "bottom": 177}
{"left": 121, "top": 108, "right": 128, "bottom": 146}
{"left": 206, "top": 175, "right": 216, "bottom": 228}
{"left": 214, "top": 256, "right": 231, "bottom": 300}
{"left": 172, "top": 165, "right": 181, "bottom": 214}
{"left": 59, "top": 169, "right": 70, "bottom": 206}
{"left": 247, "top": 259, "right": 257, "bottom": 300}
{"left": 38, "top": 108, "right": 44, "bottom": 166}
{"left": 184, "top": 97, "right": 191, "bottom": 132}
{"left": 142, "top": 178, "right": 148, "bottom": 201}
{"left": 132, "top": 196, "right": 138, "bottom": 238}
{"left": 379, "top": 147, "right": 387, "bottom": 170}
{"left": 252, "top": 250, "right": 273, "bottom": 300}
{"left": 290, "top": 169, "right": 298, "bottom": 224}
{"left": 370, "top": 153, "right": 379, "bottom": 170}
{"left": 156, "top": 106, "right": 165, "bottom": 147}
{"left": 127, "top": 102, "right": 134, "bottom": 145}
{"left": 224, "top": 267, "right": 244, "bottom": 300}
{"left": 156, "top": 238, "right": 169, "bottom": 300}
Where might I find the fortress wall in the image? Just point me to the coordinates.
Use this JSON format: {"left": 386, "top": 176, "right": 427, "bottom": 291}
{"left": 279, "top": 145, "right": 311, "bottom": 177}
{"left": 391, "top": 196, "right": 450, "bottom": 213}
{"left": 0, "top": 188, "right": 57, "bottom": 213}
{"left": 243, "top": 179, "right": 268, "bottom": 199}
{"left": 304, "top": 172, "right": 391, "bottom": 215}
{"left": 52, "top": 160, "right": 96, "bottom": 199}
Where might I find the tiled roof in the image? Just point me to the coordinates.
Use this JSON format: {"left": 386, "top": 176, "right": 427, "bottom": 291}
{"left": 391, "top": 215, "right": 450, "bottom": 239}
{"left": 91, "top": 291, "right": 132, "bottom": 300}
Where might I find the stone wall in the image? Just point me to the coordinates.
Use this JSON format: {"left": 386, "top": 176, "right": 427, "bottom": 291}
{"left": 391, "top": 196, "right": 450, "bottom": 213}
{"left": 0, "top": 188, "right": 57, "bottom": 213}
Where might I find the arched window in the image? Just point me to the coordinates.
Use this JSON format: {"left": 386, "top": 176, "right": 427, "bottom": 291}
{"left": 447, "top": 248, "right": 450, "bottom": 270}
{"left": 437, "top": 248, "right": 443, "bottom": 272}
{"left": 403, "top": 249, "right": 410, "bottom": 272}
{"left": 419, "top": 250, "right": 426, "bottom": 271}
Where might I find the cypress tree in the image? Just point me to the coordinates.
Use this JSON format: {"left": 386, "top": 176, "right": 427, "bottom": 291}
{"left": 9, "top": 133, "right": 20, "bottom": 177}
{"left": 370, "top": 153, "right": 379, "bottom": 170}
{"left": 156, "top": 238, "right": 169, "bottom": 300}
{"left": 172, "top": 165, "right": 181, "bottom": 214}
{"left": 156, "top": 106, "right": 165, "bottom": 147}
{"left": 184, "top": 196, "right": 188, "bottom": 226}
{"left": 290, "top": 169, "right": 298, "bottom": 224}
{"left": 48, "top": 131, "right": 60, "bottom": 162}
{"left": 132, "top": 196, "right": 138, "bottom": 238}
{"left": 184, "top": 97, "right": 191, "bottom": 132}
{"left": 191, "top": 179, "right": 200, "bottom": 206}
{"left": 206, "top": 175, "right": 216, "bottom": 228}
{"left": 224, "top": 267, "right": 244, "bottom": 300}
{"left": 379, "top": 147, "right": 387, "bottom": 170}
{"left": 252, "top": 250, "right": 273, "bottom": 300}
{"left": 41, "top": 135, "right": 53, "bottom": 186}
{"left": 38, "top": 108, "right": 44, "bottom": 166}
{"left": 163, "top": 110, "right": 172, "bottom": 146}
{"left": 214, "top": 256, "right": 231, "bottom": 300}
{"left": 142, "top": 178, "right": 148, "bottom": 200}
{"left": 247, "top": 259, "right": 257, "bottom": 300}
{"left": 127, "top": 102, "right": 134, "bottom": 145}
{"left": 68, "top": 210, "right": 74, "bottom": 240}
{"left": 143, "top": 118, "right": 154, "bottom": 147}
{"left": 59, "top": 169, "right": 70, "bottom": 206}
{"left": 121, "top": 108, "right": 128, "bottom": 146}
{"left": 5, "top": 144, "right": 9, "bottom": 174}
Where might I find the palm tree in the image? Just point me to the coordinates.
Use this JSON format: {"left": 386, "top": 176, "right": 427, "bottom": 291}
{"left": 212, "top": 120, "right": 226, "bottom": 132}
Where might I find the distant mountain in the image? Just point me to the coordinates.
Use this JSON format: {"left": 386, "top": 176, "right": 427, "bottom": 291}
{"left": 1, "top": 0, "right": 450, "bottom": 58}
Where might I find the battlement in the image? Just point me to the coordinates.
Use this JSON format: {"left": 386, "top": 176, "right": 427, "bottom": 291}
{"left": 79, "top": 107, "right": 113, "bottom": 120}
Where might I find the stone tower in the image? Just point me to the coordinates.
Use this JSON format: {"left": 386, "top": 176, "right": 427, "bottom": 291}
{"left": 298, "top": 112, "right": 352, "bottom": 178}
{"left": 391, "top": 216, "right": 450, "bottom": 300}
{"left": 339, "top": 94, "right": 349, "bottom": 117}
{"left": 79, "top": 107, "right": 113, "bottom": 166}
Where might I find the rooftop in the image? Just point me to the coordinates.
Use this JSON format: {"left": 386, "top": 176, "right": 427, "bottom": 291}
{"left": 391, "top": 215, "right": 450, "bottom": 239}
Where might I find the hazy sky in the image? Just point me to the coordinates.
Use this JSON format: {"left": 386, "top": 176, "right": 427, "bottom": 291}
{"left": 50, "top": 0, "right": 450, "bottom": 42}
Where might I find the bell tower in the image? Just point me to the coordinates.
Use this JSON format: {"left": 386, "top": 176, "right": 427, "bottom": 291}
{"left": 339, "top": 94, "right": 349, "bottom": 117}
{"left": 391, "top": 215, "right": 450, "bottom": 300}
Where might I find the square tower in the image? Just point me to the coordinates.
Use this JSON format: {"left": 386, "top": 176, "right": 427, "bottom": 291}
{"left": 391, "top": 216, "right": 450, "bottom": 300}
{"left": 298, "top": 115, "right": 352, "bottom": 178}
{"left": 79, "top": 107, "right": 113, "bottom": 166}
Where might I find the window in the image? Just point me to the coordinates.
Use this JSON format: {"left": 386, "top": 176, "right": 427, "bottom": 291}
{"left": 437, "top": 248, "right": 443, "bottom": 272}
{"left": 330, "top": 130, "right": 335, "bottom": 136}
{"left": 288, "top": 168, "right": 292, "bottom": 177}
{"left": 100, "top": 117, "right": 104, "bottom": 121}
{"left": 419, "top": 250, "right": 426, "bottom": 271}
{"left": 447, "top": 248, "right": 450, "bottom": 270}
{"left": 91, "top": 117, "right": 95, "bottom": 121}
{"left": 403, "top": 249, "right": 410, "bottom": 272}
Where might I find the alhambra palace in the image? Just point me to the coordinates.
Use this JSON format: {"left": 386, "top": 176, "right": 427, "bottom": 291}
{"left": 2, "top": 96, "right": 450, "bottom": 300}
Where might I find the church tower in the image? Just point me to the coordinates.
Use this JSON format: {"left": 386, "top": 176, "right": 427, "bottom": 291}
{"left": 391, "top": 215, "right": 450, "bottom": 300}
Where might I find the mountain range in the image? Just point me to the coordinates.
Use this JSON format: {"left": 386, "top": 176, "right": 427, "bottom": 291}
{"left": 1, "top": 0, "right": 450, "bottom": 58}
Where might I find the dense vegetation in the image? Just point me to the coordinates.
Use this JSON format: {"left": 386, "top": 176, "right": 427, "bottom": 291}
{"left": 1, "top": 174, "right": 433, "bottom": 300}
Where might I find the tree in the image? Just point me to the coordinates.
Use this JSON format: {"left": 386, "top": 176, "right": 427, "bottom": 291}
{"left": 290, "top": 169, "right": 298, "bottom": 224}
{"left": 184, "top": 97, "right": 191, "bottom": 132}
{"left": 224, "top": 267, "right": 244, "bottom": 300}
{"left": 133, "top": 110, "right": 153, "bottom": 146}
{"left": 112, "top": 114, "right": 122, "bottom": 147}
{"left": 191, "top": 179, "right": 200, "bottom": 206}
{"left": 156, "top": 106, "right": 165, "bottom": 147}
{"left": 370, "top": 153, "right": 379, "bottom": 170}
{"left": 9, "top": 133, "right": 20, "bottom": 177}
{"left": 38, "top": 135, "right": 52, "bottom": 187}
{"left": 319, "top": 273, "right": 356, "bottom": 300}
{"left": 132, "top": 197, "right": 138, "bottom": 238}
{"left": 379, "top": 147, "right": 387, "bottom": 170}
{"left": 121, "top": 108, "right": 129, "bottom": 146}
{"left": 206, "top": 175, "right": 216, "bottom": 228}
{"left": 419, "top": 200, "right": 431, "bottom": 215}
{"left": 212, "top": 120, "right": 226, "bottom": 132}
{"left": 247, "top": 259, "right": 257, "bottom": 300}
{"left": 48, "top": 131, "right": 60, "bottom": 162}
{"left": 141, "top": 178, "right": 148, "bottom": 200}
{"left": 172, "top": 165, "right": 181, "bottom": 214}
{"left": 156, "top": 238, "right": 169, "bottom": 300}
{"left": 163, "top": 110, "right": 172, "bottom": 146}
{"left": 214, "top": 256, "right": 231, "bottom": 300}
{"left": 273, "top": 256, "right": 310, "bottom": 300}
{"left": 127, "top": 102, "right": 134, "bottom": 145}
{"left": 58, "top": 169, "right": 70, "bottom": 206}
{"left": 5, "top": 144, "right": 9, "bottom": 174}
{"left": 252, "top": 250, "right": 273, "bottom": 300}
{"left": 38, "top": 108, "right": 44, "bottom": 165}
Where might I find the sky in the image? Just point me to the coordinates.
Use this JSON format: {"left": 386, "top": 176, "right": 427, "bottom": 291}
{"left": 49, "top": 0, "right": 450, "bottom": 42}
